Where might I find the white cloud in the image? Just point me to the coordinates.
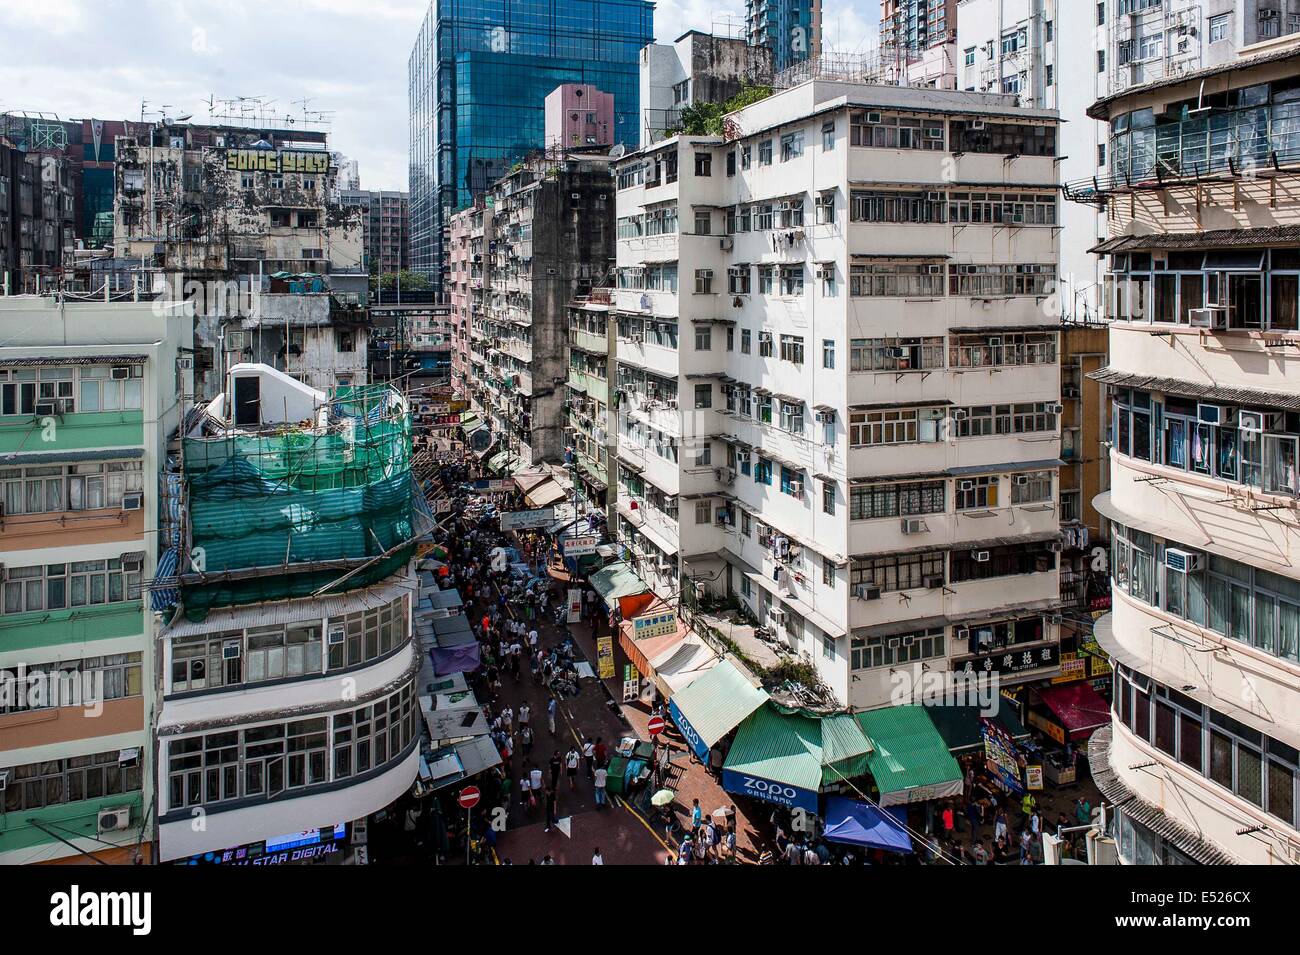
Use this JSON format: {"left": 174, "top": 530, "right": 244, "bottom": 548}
{"left": 0, "top": 0, "right": 877, "bottom": 192}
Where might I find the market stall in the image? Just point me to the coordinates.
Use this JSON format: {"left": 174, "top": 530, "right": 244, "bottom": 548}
{"left": 666, "top": 659, "right": 769, "bottom": 761}
{"left": 856, "top": 706, "right": 964, "bottom": 807}
{"left": 822, "top": 796, "right": 913, "bottom": 853}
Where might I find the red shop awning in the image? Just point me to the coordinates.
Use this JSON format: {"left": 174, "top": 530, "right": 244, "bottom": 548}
{"left": 1036, "top": 683, "right": 1110, "bottom": 741}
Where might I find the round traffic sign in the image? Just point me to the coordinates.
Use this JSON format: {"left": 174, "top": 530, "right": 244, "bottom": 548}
{"left": 647, "top": 716, "right": 666, "bottom": 737}
{"left": 458, "top": 785, "right": 481, "bottom": 809}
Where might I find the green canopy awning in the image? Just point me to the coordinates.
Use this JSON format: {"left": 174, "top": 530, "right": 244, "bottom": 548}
{"left": 459, "top": 411, "right": 478, "bottom": 424}
{"left": 724, "top": 705, "right": 824, "bottom": 794}
{"left": 926, "top": 705, "right": 1031, "bottom": 754}
{"left": 487, "top": 451, "right": 510, "bottom": 472}
{"left": 667, "top": 659, "right": 768, "bottom": 759}
{"left": 588, "top": 560, "right": 649, "bottom": 604}
{"left": 819, "top": 712, "right": 874, "bottom": 786}
{"left": 856, "top": 706, "right": 964, "bottom": 807}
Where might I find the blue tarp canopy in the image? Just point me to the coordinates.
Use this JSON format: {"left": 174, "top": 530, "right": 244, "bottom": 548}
{"left": 822, "top": 796, "right": 913, "bottom": 853}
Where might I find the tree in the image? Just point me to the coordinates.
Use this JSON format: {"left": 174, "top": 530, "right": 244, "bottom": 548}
{"left": 376, "top": 269, "right": 430, "bottom": 292}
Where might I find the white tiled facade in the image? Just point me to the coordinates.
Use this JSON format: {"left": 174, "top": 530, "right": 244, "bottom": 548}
{"left": 613, "top": 81, "right": 1065, "bottom": 710}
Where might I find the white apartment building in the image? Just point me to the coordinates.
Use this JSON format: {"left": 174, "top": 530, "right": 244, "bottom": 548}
{"left": 613, "top": 81, "right": 1065, "bottom": 710}
{"left": 958, "top": 0, "right": 1111, "bottom": 324}
{"left": 1072, "top": 39, "right": 1300, "bottom": 865}
{"left": 154, "top": 366, "right": 419, "bottom": 863}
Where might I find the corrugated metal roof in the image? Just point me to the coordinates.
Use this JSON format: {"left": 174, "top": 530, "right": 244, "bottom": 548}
{"left": 1087, "top": 725, "right": 1239, "bottom": 865}
{"left": 1091, "top": 225, "right": 1300, "bottom": 254}
{"left": 857, "top": 705, "right": 964, "bottom": 803}
{"left": 589, "top": 560, "right": 649, "bottom": 603}
{"left": 0, "top": 447, "right": 144, "bottom": 466}
{"left": 0, "top": 354, "right": 149, "bottom": 369}
{"left": 164, "top": 577, "right": 410, "bottom": 638}
{"left": 723, "top": 705, "right": 825, "bottom": 793}
{"left": 1089, "top": 366, "right": 1300, "bottom": 413}
{"left": 819, "top": 713, "right": 874, "bottom": 785}
{"left": 848, "top": 399, "right": 954, "bottom": 412}
{"left": 669, "top": 658, "right": 769, "bottom": 751}
{"left": 1087, "top": 43, "right": 1300, "bottom": 121}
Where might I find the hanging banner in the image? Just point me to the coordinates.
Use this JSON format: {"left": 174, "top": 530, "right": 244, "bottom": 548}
{"left": 498, "top": 507, "right": 556, "bottom": 531}
{"left": 632, "top": 610, "right": 677, "bottom": 639}
{"left": 980, "top": 717, "right": 1024, "bottom": 796}
{"left": 596, "top": 636, "right": 615, "bottom": 679}
{"left": 567, "top": 588, "right": 583, "bottom": 624}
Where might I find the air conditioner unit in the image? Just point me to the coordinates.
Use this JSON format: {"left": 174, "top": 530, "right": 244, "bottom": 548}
{"left": 34, "top": 400, "right": 61, "bottom": 417}
{"left": 97, "top": 807, "right": 132, "bottom": 834}
{"left": 1062, "top": 385, "right": 1080, "bottom": 398}
{"left": 971, "top": 119, "right": 986, "bottom": 130}
{"left": 1014, "top": 474, "right": 1030, "bottom": 486}
{"left": 1049, "top": 541, "right": 1063, "bottom": 553}
{"left": 923, "top": 573, "right": 944, "bottom": 589}
{"left": 955, "top": 626, "right": 971, "bottom": 644}
{"left": 866, "top": 111, "right": 883, "bottom": 124}
{"left": 886, "top": 346, "right": 908, "bottom": 359}
{"left": 1050, "top": 403, "right": 1064, "bottom": 415}
{"left": 1049, "top": 613, "right": 1064, "bottom": 626}
{"left": 719, "top": 237, "right": 734, "bottom": 251}
{"left": 111, "top": 366, "right": 131, "bottom": 380}
{"left": 122, "top": 556, "right": 143, "bottom": 572}
{"left": 953, "top": 408, "right": 968, "bottom": 421}
{"left": 328, "top": 624, "right": 346, "bottom": 646}
{"left": 1165, "top": 547, "right": 1203, "bottom": 573}
{"left": 1238, "top": 410, "right": 1266, "bottom": 433}
{"left": 886, "top": 637, "right": 901, "bottom": 649}
{"left": 121, "top": 492, "right": 143, "bottom": 511}
{"left": 222, "top": 640, "right": 242, "bottom": 660}
{"left": 790, "top": 480, "right": 803, "bottom": 495}
{"left": 816, "top": 410, "right": 835, "bottom": 424}
{"left": 959, "top": 480, "right": 975, "bottom": 491}
{"left": 972, "top": 549, "right": 990, "bottom": 562}
{"left": 736, "top": 450, "right": 750, "bottom": 463}
{"left": 901, "top": 517, "right": 927, "bottom": 534}
{"left": 1188, "top": 306, "right": 1228, "bottom": 329}
{"left": 226, "top": 331, "right": 249, "bottom": 350}
{"left": 177, "top": 355, "right": 194, "bottom": 370}
{"left": 769, "top": 608, "right": 787, "bottom": 623}
{"left": 927, "top": 264, "right": 944, "bottom": 274}
{"left": 926, "top": 191, "right": 943, "bottom": 202}
{"left": 1197, "top": 403, "right": 1226, "bottom": 425}
{"left": 854, "top": 584, "right": 881, "bottom": 600}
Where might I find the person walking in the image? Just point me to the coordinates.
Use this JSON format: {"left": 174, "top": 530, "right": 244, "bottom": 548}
{"left": 547, "top": 696, "right": 557, "bottom": 735}
{"left": 565, "top": 746, "right": 580, "bottom": 791}
{"left": 691, "top": 799, "right": 703, "bottom": 831}
{"left": 549, "top": 751, "right": 562, "bottom": 792}
{"left": 518, "top": 702, "right": 530, "bottom": 732}
{"left": 591, "top": 847, "right": 604, "bottom": 866}
{"left": 593, "top": 764, "right": 608, "bottom": 808}
{"left": 521, "top": 724, "right": 534, "bottom": 758}
{"left": 582, "top": 737, "right": 595, "bottom": 780}
{"left": 544, "top": 787, "right": 558, "bottom": 833}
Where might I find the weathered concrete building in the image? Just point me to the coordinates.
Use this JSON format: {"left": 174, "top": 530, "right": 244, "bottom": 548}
{"left": 461, "top": 151, "right": 616, "bottom": 470}
{"left": 639, "top": 32, "right": 775, "bottom": 146}
{"left": 111, "top": 122, "right": 364, "bottom": 396}
{"left": 0, "top": 140, "right": 76, "bottom": 293}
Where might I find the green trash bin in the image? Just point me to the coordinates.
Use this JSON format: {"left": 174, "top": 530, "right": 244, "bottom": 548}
{"left": 605, "top": 755, "right": 629, "bottom": 795}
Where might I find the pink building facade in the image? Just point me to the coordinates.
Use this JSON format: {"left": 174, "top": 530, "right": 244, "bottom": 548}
{"left": 544, "top": 84, "right": 614, "bottom": 150}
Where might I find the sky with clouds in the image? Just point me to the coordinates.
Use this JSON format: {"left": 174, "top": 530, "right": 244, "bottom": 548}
{"left": 0, "top": 0, "right": 878, "bottom": 191}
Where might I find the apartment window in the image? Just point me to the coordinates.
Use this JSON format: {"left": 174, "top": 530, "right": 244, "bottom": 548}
{"left": 850, "top": 263, "right": 945, "bottom": 297}
{"left": 241, "top": 173, "right": 255, "bottom": 190}
{"left": 822, "top": 481, "right": 835, "bottom": 515}
{"left": 1097, "top": 143, "right": 1107, "bottom": 167}
{"left": 851, "top": 553, "right": 944, "bottom": 593}
{"left": 1011, "top": 469, "right": 1053, "bottom": 505}
{"left": 950, "top": 263, "right": 1054, "bottom": 296}
{"left": 850, "top": 409, "right": 927, "bottom": 446}
{"left": 950, "top": 541, "right": 1057, "bottom": 583}
{"left": 949, "top": 331, "right": 1056, "bottom": 367}
{"left": 1, "top": 750, "right": 142, "bottom": 812}
{"left": 695, "top": 443, "right": 712, "bottom": 466}
{"left": 694, "top": 269, "right": 714, "bottom": 294}
{"left": 822, "top": 556, "right": 835, "bottom": 586}
{"left": 779, "top": 266, "right": 804, "bottom": 296}
{"left": 1097, "top": 49, "right": 1105, "bottom": 73}
{"left": 956, "top": 402, "right": 1057, "bottom": 437}
{"left": 694, "top": 324, "right": 712, "bottom": 350}
{"left": 822, "top": 339, "right": 835, "bottom": 369}
{"left": 779, "top": 466, "right": 803, "bottom": 497}
{"left": 694, "top": 383, "right": 712, "bottom": 409}
{"left": 741, "top": 511, "right": 752, "bottom": 537}
{"left": 779, "top": 400, "right": 804, "bottom": 434}
{"left": 1045, "top": 20, "right": 1053, "bottom": 41}
{"left": 759, "top": 331, "right": 774, "bottom": 357}
{"left": 754, "top": 457, "right": 773, "bottom": 485}
{"left": 694, "top": 208, "right": 711, "bottom": 235}
{"left": 758, "top": 265, "right": 775, "bottom": 295}
{"left": 956, "top": 475, "right": 999, "bottom": 510}
{"left": 759, "top": 140, "right": 773, "bottom": 165}
{"left": 779, "top": 334, "right": 804, "bottom": 364}
{"left": 815, "top": 190, "right": 834, "bottom": 224}
{"left": 1209, "top": 13, "right": 1230, "bottom": 43}
{"left": 740, "top": 145, "right": 752, "bottom": 169}
{"left": 726, "top": 327, "right": 735, "bottom": 351}
{"left": 694, "top": 153, "right": 712, "bottom": 176}
{"left": 780, "top": 131, "right": 804, "bottom": 161}
{"left": 850, "top": 480, "right": 945, "bottom": 520}
{"left": 851, "top": 627, "right": 945, "bottom": 670}
{"left": 850, "top": 336, "right": 944, "bottom": 372}
{"left": 822, "top": 121, "right": 836, "bottom": 151}
{"left": 0, "top": 461, "right": 143, "bottom": 516}
{"left": 2, "top": 559, "right": 141, "bottom": 615}
{"left": 741, "top": 328, "right": 752, "bottom": 353}
{"left": 852, "top": 189, "right": 946, "bottom": 224}
{"left": 757, "top": 395, "right": 773, "bottom": 424}
{"left": 0, "top": 653, "right": 143, "bottom": 715}
{"left": 1045, "top": 65, "right": 1054, "bottom": 87}
{"left": 695, "top": 500, "right": 712, "bottom": 525}
{"left": 1260, "top": 10, "right": 1280, "bottom": 39}
{"left": 1097, "top": 2, "right": 1105, "bottom": 26}
{"left": 850, "top": 112, "right": 945, "bottom": 150}
{"left": 964, "top": 47, "right": 976, "bottom": 66}
{"left": 727, "top": 151, "right": 737, "bottom": 176}
{"left": 728, "top": 266, "right": 751, "bottom": 294}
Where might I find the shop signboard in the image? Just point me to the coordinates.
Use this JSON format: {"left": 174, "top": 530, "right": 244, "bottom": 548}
{"left": 669, "top": 699, "right": 710, "bottom": 760}
{"left": 1025, "top": 765, "right": 1044, "bottom": 790}
{"left": 956, "top": 642, "right": 1060, "bottom": 677}
{"left": 499, "top": 507, "right": 556, "bottom": 531}
{"left": 567, "top": 588, "right": 583, "bottom": 624}
{"left": 597, "top": 636, "right": 615, "bottom": 679}
{"left": 565, "top": 535, "right": 598, "bottom": 558}
{"left": 632, "top": 610, "right": 677, "bottom": 639}
{"left": 980, "top": 717, "right": 1024, "bottom": 796}
{"left": 178, "top": 823, "right": 349, "bottom": 866}
{"left": 721, "top": 769, "right": 819, "bottom": 813}
{"left": 1051, "top": 654, "right": 1088, "bottom": 684}
{"left": 1028, "top": 710, "right": 1067, "bottom": 745}
{"left": 471, "top": 479, "right": 511, "bottom": 493}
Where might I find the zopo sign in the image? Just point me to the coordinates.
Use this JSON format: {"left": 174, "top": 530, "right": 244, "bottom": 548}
{"left": 743, "top": 776, "right": 798, "bottom": 801}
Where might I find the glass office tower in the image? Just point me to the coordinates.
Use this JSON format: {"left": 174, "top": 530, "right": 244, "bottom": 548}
{"left": 745, "top": 0, "right": 820, "bottom": 74}
{"left": 409, "top": 0, "right": 654, "bottom": 291}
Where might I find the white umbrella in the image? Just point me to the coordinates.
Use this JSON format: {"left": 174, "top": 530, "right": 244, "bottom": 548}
{"left": 650, "top": 789, "right": 676, "bottom": 807}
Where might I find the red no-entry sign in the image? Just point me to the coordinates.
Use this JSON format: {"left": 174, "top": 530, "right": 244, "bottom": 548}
{"left": 458, "top": 785, "right": 481, "bottom": 809}
{"left": 647, "top": 716, "right": 666, "bottom": 737}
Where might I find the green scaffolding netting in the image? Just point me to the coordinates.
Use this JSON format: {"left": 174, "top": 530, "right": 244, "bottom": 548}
{"left": 179, "top": 384, "right": 415, "bottom": 620}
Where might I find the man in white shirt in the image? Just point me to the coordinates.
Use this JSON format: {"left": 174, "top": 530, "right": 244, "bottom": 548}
{"left": 593, "top": 765, "right": 608, "bottom": 808}
{"left": 592, "top": 847, "right": 604, "bottom": 865}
